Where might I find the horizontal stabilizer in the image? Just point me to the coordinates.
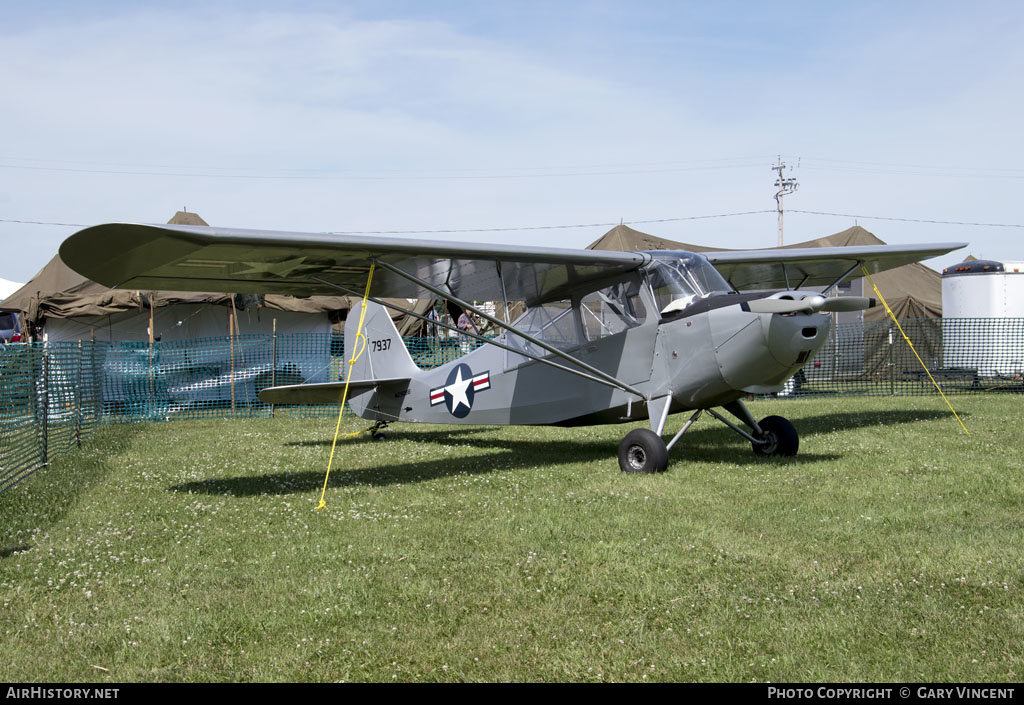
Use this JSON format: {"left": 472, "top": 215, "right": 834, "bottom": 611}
{"left": 259, "top": 378, "right": 410, "bottom": 405}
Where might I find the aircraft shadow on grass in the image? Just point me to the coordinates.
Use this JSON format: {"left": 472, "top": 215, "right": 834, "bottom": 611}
{"left": 282, "top": 426, "right": 492, "bottom": 448}
{"left": 164, "top": 406, "right": 957, "bottom": 497}
{"left": 1, "top": 543, "right": 31, "bottom": 559}
{"left": 168, "top": 440, "right": 836, "bottom": 497}
{"left": 790, "top": 408, "right": 959, "bottom": 435}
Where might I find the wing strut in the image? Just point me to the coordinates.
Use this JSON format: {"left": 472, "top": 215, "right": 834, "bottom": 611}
{"left": 372, "top": 260, "right": 648, "bottom": 400}
{"left": 821, "top": 261, "right": 864, "bottom": 296}
{"left": 310, "top": 276, "right": 646, "bottom": 397}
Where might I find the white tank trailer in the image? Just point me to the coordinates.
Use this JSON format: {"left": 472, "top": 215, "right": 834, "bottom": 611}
{"left": 941, "top": 259, "right": 1024, "bottom": 377}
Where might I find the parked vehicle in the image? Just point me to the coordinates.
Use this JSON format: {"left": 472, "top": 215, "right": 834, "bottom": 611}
{"left": 0, "top": 311, "right": 20, "bottom": 343}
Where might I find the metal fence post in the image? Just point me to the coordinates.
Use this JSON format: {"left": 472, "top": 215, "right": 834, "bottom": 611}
{"left": 91, "top": 333, "right": 101, "bottom": 425}
{"left": 40, "top": 342, "right": 49, "bottom": 467}
{"left": 229, "top": 307, "right": 236, "bottom": 412}
{"left": 271, "top": 319, "right": 277, "bottom": 416}
{"left": 76, "top": 340, "right": 83, "bottom": 446}
{"left": 888, "top": 327, "right": 895, "bottom": 396}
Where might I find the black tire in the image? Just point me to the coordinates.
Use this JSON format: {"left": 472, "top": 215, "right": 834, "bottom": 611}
{"left": 618, "top": 429, "right": 669, "bottom": 473}
{"left": 752, "top": 415, "right": 799, "bottom": 457}
{"left": 371, "top": 432, "right": 387, "bottom": 441}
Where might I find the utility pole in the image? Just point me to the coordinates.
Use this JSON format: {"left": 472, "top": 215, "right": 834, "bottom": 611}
{"left": 772, "top": 156, "right": 799, "bottom": 247}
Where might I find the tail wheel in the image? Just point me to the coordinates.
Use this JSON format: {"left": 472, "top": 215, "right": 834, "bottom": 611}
{"left": 752, "top": 415, "right": 799, "bottom": 457}
{"left": 618, "top": 429, "right": 669, "bottom": 473}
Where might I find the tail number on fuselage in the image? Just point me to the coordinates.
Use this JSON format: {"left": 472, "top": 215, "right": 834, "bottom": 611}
{"left": 371, "top": 338, "right": 392, "bottom": 353}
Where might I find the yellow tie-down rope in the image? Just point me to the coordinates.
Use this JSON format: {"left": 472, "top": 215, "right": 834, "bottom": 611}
{"left": 317, "top": 263, "right": 376, "bottom": 511}
{"left": 860, "top": 266, "right": 969, "bottom": 435}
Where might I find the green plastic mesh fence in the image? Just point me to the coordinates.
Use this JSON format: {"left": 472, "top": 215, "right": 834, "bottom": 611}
{"left": 1, "top": 341, "right": 103, "bottom": 493}
{"left": 0, "top": 333, "right": 485, "bottom": 492}
{"left": 94, "top": 333, "right": 487, "bottom": 422}
{"left": 99, "top": 333, "right": 333, "bottom": 421}
{"left": 2, "top": 320, "right": 1021, "bottom": 493}
{"left": 778, "top": 318, "right": 1024, "bottom": 397}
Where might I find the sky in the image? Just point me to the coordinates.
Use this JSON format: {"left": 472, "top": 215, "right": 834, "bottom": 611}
{"left": 2, "top": 0, "right": 1023, "bottom": 285}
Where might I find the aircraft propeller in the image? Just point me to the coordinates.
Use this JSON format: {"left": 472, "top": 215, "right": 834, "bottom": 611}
{"left": 746, "top": 295, "right": 874, "bottom": 315}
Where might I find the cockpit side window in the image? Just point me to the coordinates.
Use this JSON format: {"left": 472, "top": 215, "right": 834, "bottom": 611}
{"left": 580, "top": 279, "right": 647, "bottom": 341}
{"left": 506, "top": 299, "right": 579, "bottom": 360}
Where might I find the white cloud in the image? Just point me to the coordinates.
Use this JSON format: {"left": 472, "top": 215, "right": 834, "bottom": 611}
{"left": 1, "top": 3, "right": 1023, "bottom": 280}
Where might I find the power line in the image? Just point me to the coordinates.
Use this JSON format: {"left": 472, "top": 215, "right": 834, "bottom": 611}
{"left": 0, "top": 211, "right": 773, "bottom": 234}
{"left": 0, "top": 159, "right": 772, "bottom": 182}
{"left": 789, "top": 210, "right": 1024, "bottom": 229}
{"left": 799, "top": 158, "right": 1024, "bottom": 180}
{"left": 2, "top": 209, "right": 1023, "bottom": 234}
{"left": 801, "top": 156, "right": 1024, "bottom": 173}
{"left": 0, "top": 218, "right": 89, "bottom": 227}
{"left": 326, "top": 210, "right": 776, "bottom": 235}
{"left": 0, "top": 154, "right": 775, "bottom": 174}
{"left": 6, "top": 152, "right": 1024, "bottom": 182}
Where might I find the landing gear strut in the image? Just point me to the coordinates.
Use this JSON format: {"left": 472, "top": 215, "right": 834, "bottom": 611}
{"left": 711, "top": 401, "right": 799, "bottom": 457}
{"left": 616, "top": 399, "right": 799, "bottom": 472}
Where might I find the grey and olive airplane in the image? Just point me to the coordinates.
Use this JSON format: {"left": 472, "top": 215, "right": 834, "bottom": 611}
{"left": 59, "top": 223, "right": 964, "bottom": 473}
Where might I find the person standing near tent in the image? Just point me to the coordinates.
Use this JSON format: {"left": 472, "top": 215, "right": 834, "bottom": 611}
{"left": 425, "top": 306, "right": 440, "bottom": 352}
{"left": 457, "top": 309, "right": 474, "bottom": 353}
{"left": 427, "top": 306, "right": 439, "bottom": 337}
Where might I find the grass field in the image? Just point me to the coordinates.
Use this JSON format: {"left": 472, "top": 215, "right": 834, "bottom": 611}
{"left": 1, "top": 395, "right": 1021, "bottom": 682}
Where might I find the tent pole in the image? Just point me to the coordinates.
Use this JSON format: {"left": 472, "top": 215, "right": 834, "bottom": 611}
{"left": 230, "top": 298, "right": 237, "bottom": 412}
{"left": 148, "top": 294, "right": 155, "bottom": 401}
{"left": 75, "top": 340, "right": 83, "bottom": 447}
{"left": 271, "top": 318, "right": 277, "bottom": 416}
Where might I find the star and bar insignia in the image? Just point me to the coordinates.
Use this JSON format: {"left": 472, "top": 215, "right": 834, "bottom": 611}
{"left": 429, "top": 363, "right": 490, "bottom": 418}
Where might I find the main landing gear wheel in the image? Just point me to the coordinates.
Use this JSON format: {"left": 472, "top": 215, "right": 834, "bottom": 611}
{"left": 618, "top": 429, "right": 669, "bottom": 473}
{"left": 752, "top": 415, "right": 799, "bottom": 457}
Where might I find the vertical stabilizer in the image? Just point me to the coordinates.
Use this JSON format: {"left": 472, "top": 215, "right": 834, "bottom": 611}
{"left": 344, "top": 301, "right": 421, "bottom": 382}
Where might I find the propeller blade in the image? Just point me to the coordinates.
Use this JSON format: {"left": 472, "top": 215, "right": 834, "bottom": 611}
{"left": 746, "top": 296, "right": 824, "bottom": 314}
{"left": 820, "top": 296, "right": 874, "bottom": 312}
{"left": 747, "top": 294, "right": 875, "bottom": 314}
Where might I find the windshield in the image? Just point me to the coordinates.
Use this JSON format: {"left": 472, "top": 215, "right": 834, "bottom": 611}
{"left": 645, "top": 251, "right": 733, "bottom": 314}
